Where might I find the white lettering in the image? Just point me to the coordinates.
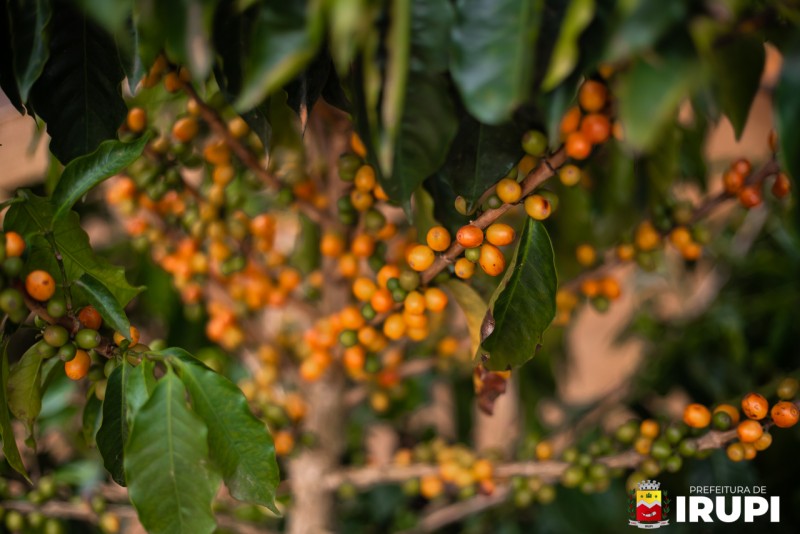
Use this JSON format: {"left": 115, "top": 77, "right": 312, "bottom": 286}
{"left": 770, "top": 496, "right": 780, "bottom": 522}
{"left": 715, "top": 496, "right": 740, "bottom": 522}
{"left": 744, "top": 497, "right": 769, "bottom": 522}
{"left": 677, "top": 496, "right": 686, "bottom": 522}
{"left": 690, "top": 496, "right": 714, "bottom": 522}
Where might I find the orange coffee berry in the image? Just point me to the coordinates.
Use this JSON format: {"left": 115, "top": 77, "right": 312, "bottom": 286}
{"left": 407, "top": 245, "right": 436, "bottom": 272}
{"left": 559, "top": 164, "right": 581, "bottom": 186}
{"left": 485, "top": 223, "right": 515, "bottom": 246}
{"left": 426, "top": 226, "right": 452, "bottom": 252}
{"left": 25, "top": 270, "right": 56, "bottom": 301}
{"left": 65, "top": 349, "right": 91, "bottom": 380}
{"left": 456, "top": 225, "right": 484, "bottom": 248}
{"left": 579, "top": 80, "right": 608, "bottom": 112}
{"left": 454, "top": 257, "right": 475, "bottom": 279}
{"left": 478, "top": 244, "right": 505, "bottom": 276}
{"left": 771, "top": 401, "right": 799, "bottom": 428}
{"left": 172, "top": 117, "right": 198, "bottom": 142}
{"left": 738, "top": 185, "right": 762, "bottom": 208}
{"left": 524, "top": 194, "right": 552, "bottom": 220}
{"left": 580, "top": 113, "right": 611, "bottom": 144}
{"left": 560, "top": 106, "right": 582, "bottom": 136}
{"left": 741, "top": 392, "right": 769, "bottom": 420}
{"left": 683, "top": 403, "right": 711, "bottom": 428}
{"left": 126, "top": 107, "right": 147, "bottom": 133}
{"left": 772, "top": 172, "right": 791, "bottom": 198}
{"left": 424, "top": 288, "right": 448, "bottom": 312}
{"left": 565, "top": 131, "right": 592, "bottom": 160}
{"left": 496, "top": 178, "right": 522, "bottom": 204}
{"left": 722, "top": 170, "right": 745, "bottom": 194}
{"left": 5, "top": 232, "right": 26, "bottom": 257}
{"left": 736, "top": 420, "right": 763, "bottom": 443}
{"left": 78, "top": 306, "right": 103, "bottom": 329}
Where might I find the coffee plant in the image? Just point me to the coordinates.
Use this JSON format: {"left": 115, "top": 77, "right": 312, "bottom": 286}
{"left": 0, "top": 0, "right": 799, "bottom": 532}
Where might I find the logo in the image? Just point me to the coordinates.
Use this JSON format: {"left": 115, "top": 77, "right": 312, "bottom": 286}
{"left": 628, "top": 480, "right": 670, "bottom": 529}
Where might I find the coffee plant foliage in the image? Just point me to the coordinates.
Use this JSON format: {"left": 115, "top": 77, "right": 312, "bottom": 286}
{"left": 0, "top": 0, "right": 799, "bottom": 532}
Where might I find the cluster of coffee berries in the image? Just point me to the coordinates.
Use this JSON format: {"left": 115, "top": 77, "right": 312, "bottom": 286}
{"left": 395, "top": 442, "right": 499, "bottom": 501}
{"left": 111, "top": 61, "right": 323, "bottom": 355}
{"left": 336, "top": 134, "right": 391, "bottom": 223}
{"left": 681, "top": 378, "right": 799, "bottom": 463}
{"left": 561, "top": 78, "right": 614, "bottom": 160}
{"left": 0, "top": 231, "right": 145, "bottom": 384}
{"left": 723, "top": 155, "right": 791, "bottom": 208}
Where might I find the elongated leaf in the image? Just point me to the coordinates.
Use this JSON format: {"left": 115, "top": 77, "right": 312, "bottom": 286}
{"left": 28, "top": 2, "right": 126, "bottom": 163}
{"left": 775, "top": 38, "right": 800, "bottom": 187}
{"left": 4, "top": 191, "right": 144, "bottom": 307}
{"left": 6, "top": 344, "right": 45, "bottom": 434}
{"left": 541, "top": 0, "right": 595, "bottom": 90}
{"left": 9, "top": 0, "right": 52, "bottom": 101}
{"left": 235, "top": 0, "right": 323, "bottom": 111}
{"left": 605, "top": 0, "right": 686, "bottom": 61}
{"left": 167, "top": 348, "right": 279, "bottom": 511}
{"left": 125, "top": 371, "right": 219, "bottom": 534}
{"left": 96, "top": 360, "right": 151, "bottom": 485}
{"left": 52, "top": 135, "right": 150, "bottom": 219}
{"left": 136, "top": 0, "right": 218, "bottom": 81}
{"left": 0, "top": 341, "right": 28, "bottom": 480}
{"left": 74, "top": 0, "right": 130, "bottom": 33}
{"left": 615, "top": 46, "right": 700, "bottom": 152}
{"left": 480, "top": 219, "right": 557, "bottom": 370}
{"left": 440, "top": 115, "right": 524, "bottom": 212}
{"left": 382, "top": 72, "right": 458, "bottom": 215}
{"left": 0, "top": 3, "right": 24, "bottom": 112}
{"left": 443, "top": 280, "right": 488, "bottom": 358}
{"left": 706, "top": 36, "right": 764, "bottom": 139}
{"left": 82, "top": 391, "right": 103, "bottom": 446}
{"left": 451, "top": 0, "right": 543, "bottom": 124}
{"left": 73, "top": 274, "right": 131, "bottom": 336}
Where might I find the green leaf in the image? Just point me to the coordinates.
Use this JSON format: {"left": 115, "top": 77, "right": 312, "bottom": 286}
{"left": 6, "top": 344, "right": 45, "bottom": 435}
{"left": 8, "top": 0, "right": 52, "bottom": 101}
{"left": 52, "top": 134, "right": 150, "bottom": 219}
{"left": 73, "top": 274, "right": 131, "bottom": 337}
{"left": 4, "top": 191, "right": 144, "bottom": 307}
{"left": 381, "top": 71, "right": 458, "bottom": 216}
{"left": 136, "top": 0, "right": 219, "bottom": 81}
{"left": 0, "top": 4, "right": 25, "bottom": 112}
{"left": 377, "top": 0, "right": 411, "bottom": 177}
{"left": 775, "top": 37, "right": 800, "bottom": 187}
{"left": 74, "top": 0, "right": 130, "bottom": 34}
{"left": 706, "top": 36, "right": 764, "bottom": 140}
{"left": 440, "top": 115, "right": 524, "bottom": 212}
{"left": 167, "top": 348, "right": 279, "bottom": 511}
{"left": 327, "top": 0, "right": 375, "bottom": 73}
{"left": 480, "top": 219, "right": 557, "bottom": 370}
{"left": 443, "top": 280, "right": 488, "bottom": 358}
{"left": 541, "top": 0, "right": 595, "bottom": 91}
{"left": 28, "top": 2, "right": 126, "bottom": 163}
{"left": 605, "top": 0, "right": 686, "bottom": 61}
{"left": 82, "top": 391, "right": 103, "bottom": 446}
{"left": 125, "top": 370, "right": 219, "bottom": 534}
{"left": 235, "top": 0, "right": 323, "bottom": 111}
{"left": 615, "top": 46, "right": 700, "bottom": 152}
{"left": 0, "top": 341, "right": 29, "bottom": 480}
{"left": 96, "top": 360, "right": 152, "bottom": 485}
{"left": 451, "top": 0, "right": 544, "bottom": 124}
